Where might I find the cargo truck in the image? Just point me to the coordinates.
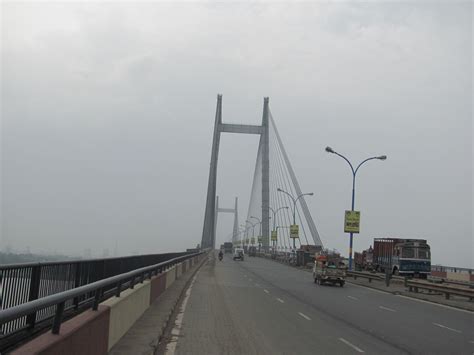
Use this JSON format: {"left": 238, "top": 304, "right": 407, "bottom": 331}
{"left": 372, "top": 238, "right": 431, "bottom": 278}
{"left": 224, "top": 242, "right": 233, "bottom": 254}
{"left": 354, "top": 246, "right": 374, "bottom": 271}
{"left": 313, "top": 251, "right": 346, "bottom": 287}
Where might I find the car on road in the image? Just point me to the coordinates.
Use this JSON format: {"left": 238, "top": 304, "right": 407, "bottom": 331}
{"left": 233, "top": 248, "right": 244, "bottom": 261}
{"left": 248, "top": 246, "right": 257, "bottom": 257}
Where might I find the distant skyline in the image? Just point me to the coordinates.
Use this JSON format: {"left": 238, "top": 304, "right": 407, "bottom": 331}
{"left": 1, "top": 2, "right": 472, "bottom": 267}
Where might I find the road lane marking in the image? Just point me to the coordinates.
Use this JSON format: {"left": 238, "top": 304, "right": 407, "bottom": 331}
{"left": 347, "top": 296, "right": 358, "bottom": 301}
{"left": 433, "top": 323, "right": 462, "bottom": 333}
{"left": 165, "top": 271, "right": 200, "bottom": 355}
{"left": 339, "top": 338, "right": 365, "bottom": 353}
{"left": 264, "top": 289, "right": 269, "bottom": 294}
{"left": 379, "top": 306, "right": 396, "bottom": 312}
{"left": 347, "top": 282, "right": 391, "bottom": 295}
{"left": 277, "top": 298, "right": 285, "bottom": 303}
{"left": 298, "top": 312, "right": 311, "bottom": 321}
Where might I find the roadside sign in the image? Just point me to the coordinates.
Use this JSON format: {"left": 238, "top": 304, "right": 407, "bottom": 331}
{"left": 257, "top": 236, "right": 262, "bottom": 243}
{"left": 344, "top": 210, "right": 360, "bottom": 233}
{"left": 271, "top": 230, "right": 277, "bottom": 241}
{"left": 290, "top": 224, "right": 299, "bottom": 239}
{"left": 251, "top": 237, "right": 255, "bottom": 244}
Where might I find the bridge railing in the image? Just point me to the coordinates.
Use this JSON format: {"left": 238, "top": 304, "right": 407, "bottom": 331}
{"left": 0, "top": 251, "right": 204, "bottom": 351}
{"left": 0, "top": 252, "right": 190, "bottom": 338}
{"left": 407, "top": 279, "right": 474, "bottom": 300}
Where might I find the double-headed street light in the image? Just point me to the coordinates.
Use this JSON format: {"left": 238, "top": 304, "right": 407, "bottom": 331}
{"left": 267, "top": 206, "right": 289, "bottom": 250}
{"left": 250, "top": 216, "right": 270, "bottom": 250}
{"left": 325, "top": 146, "right": 387, "bottom": 270}
{"left": 246, "top": 219, "right": 257, "bottom": 245}
{"left": 277, "top": 188, "right": 314, "bottom": 249}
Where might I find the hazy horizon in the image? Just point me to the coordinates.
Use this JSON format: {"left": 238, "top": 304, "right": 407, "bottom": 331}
{"left": 1, "top": 1, "right": 472, "bottom": 268}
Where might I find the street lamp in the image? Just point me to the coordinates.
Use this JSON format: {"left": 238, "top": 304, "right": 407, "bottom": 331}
{"left": 250, "top": 216, "right": 263, "bottom": 250}
{"left": 325, "top": 146, "right": 387, "bottom": 270}
{"left": 266, "top": 206, "right": 289, "bottom": 251}
{"left": 246, "top": 219, "right": 257, "bottom": 246}
{"left": 277, "top": 188, "right": 314, "bottom": 249}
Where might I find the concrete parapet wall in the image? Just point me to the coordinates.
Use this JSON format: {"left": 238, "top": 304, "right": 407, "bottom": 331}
{"left": 101, "top": 281, "right": 151, "bottom": 350}
{"left": 150, "top": 273, "right": 167, "bottom": 303}
{"left": 166, "top": 265, "right": 176, "bottom": 289}
{"left": 176, "top": 262, "right": 183, "bottom": 278}
{"left": 12, "top": 306, "right": 110, "bottom": 355}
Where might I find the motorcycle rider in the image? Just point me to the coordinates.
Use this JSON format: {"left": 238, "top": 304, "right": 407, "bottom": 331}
{"left": 218, "top": 250, "right": 223, "bottom": 260}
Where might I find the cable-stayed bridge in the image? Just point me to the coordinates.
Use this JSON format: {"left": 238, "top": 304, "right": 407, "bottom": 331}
{"left": 1, "top": 96, "right": 472, "bottom": 355}
{"left": 201, "top": 95, "right": 322, "bottom": 251}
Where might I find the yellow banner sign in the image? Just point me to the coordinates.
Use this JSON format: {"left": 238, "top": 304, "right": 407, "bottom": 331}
{"left": 271, "top": 230, "right": 277, "bottom": 241}
{"left": 290, "top": 224, "right": 299, "bottom": 239}
{"left": 344, "top": 210, "right": 360, "bottom": 233}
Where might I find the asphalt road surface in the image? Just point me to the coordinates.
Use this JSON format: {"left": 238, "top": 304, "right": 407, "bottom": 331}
{"left": 162, "top": 253, "right": 473, "bottom": 355}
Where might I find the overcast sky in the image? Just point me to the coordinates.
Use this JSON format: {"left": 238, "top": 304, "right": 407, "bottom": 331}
{"left": 1, "top": 1, "right": 472, "bottom": 267}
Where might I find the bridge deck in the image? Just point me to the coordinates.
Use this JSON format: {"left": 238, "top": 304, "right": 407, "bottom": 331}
{"left": 160, "top": 254, "right": 473, "bottom": 355}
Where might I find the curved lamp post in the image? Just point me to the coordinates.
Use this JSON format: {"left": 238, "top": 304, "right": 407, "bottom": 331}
{"left": 277, "top": 188, "right": 314, "bottom": 249}
{"left": 325, "top": 146, "right": 387, "bottom": 270}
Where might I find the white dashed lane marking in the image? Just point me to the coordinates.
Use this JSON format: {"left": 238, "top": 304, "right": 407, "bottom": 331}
{"left": 433, "top": 323, "right": 462, "bottom": 333}
{"left": 379, "top": 306, "right": 396, "bottom": 312}
{"left": 339, "top": 338, "right": 365, "bottom": 353}
{"left": 298, "top": 312, "right": 311, "bottom": 321}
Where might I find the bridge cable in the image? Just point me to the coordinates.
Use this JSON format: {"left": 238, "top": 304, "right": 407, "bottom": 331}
{"left": 269, "top": 124, "right": 299, "bottom": 249}
{"left": 270, "top": 119, "right": 309, "bottom": 246}
{"left": 270, "top": 120, "right": 310, "bottom": 246}
{"left": 269, "top": 137, "right": 290, "bottom": 251}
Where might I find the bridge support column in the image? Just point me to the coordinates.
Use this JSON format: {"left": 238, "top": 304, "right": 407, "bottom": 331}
{"left": 261, "top": 98, "right": 270, "bottom": 252}
{"left": 201, "top": 95, "right": 222, "bottom": 249}
{"left": 232, "top": 197, "right": 239, "bottom": 244}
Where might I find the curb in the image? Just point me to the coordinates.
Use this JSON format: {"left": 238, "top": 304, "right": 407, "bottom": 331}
{"left": 153, "top": 253, "right": 209, "bottom": 352}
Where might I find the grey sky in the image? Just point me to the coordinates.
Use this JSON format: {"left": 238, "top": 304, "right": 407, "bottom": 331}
{"left": 1, "top": 1, "right": 472, "bottom": 267}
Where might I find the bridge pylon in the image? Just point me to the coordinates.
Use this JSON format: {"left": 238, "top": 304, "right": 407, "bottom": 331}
{"left": 201, "top": 95, "right": 270, "bottom": 250}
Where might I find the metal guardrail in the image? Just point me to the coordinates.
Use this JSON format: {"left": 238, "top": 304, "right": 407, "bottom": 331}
{"left": 0, "top": 251, "right": 204, "bottom": 352}
{"left": 0, "top": 252, "right": 188, "bottom": 336}
{"left": 406, "top": 279, "right": 474, "bottom": 300}
{"left": 347, "top": 271, "right": 383, "bottom": 283}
